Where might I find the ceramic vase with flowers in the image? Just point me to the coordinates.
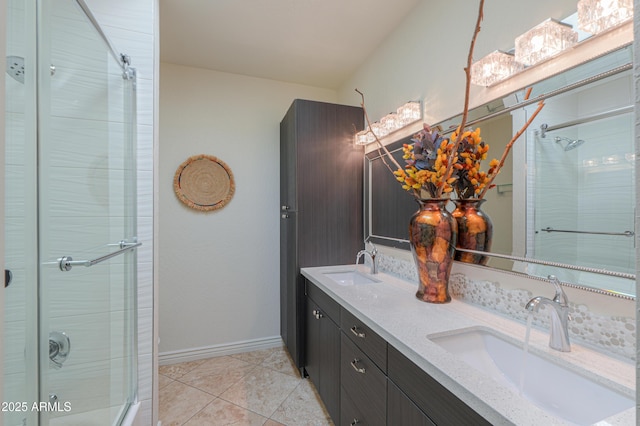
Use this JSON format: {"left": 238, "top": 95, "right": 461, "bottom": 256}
{"left": 449, "top": 104, "right": 546, "bottom": 264}
{"left": 355, "top": 0, "right": 545, "bottom": 302}
{"left": 395, "top": 125, "right": 459, "bottom": 303}
{"left": 354, "top": 0, "right": 487, "bottom": 303}
{"left": 450, "top": 127, "right": 496, "bottom": 265}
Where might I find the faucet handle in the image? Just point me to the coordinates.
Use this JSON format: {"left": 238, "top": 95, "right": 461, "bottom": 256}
{"left": 548, "top": 275, "right": 569, "bottom": 307}
{"left": 364, "top": 238, "right": 378, "bottom": 256}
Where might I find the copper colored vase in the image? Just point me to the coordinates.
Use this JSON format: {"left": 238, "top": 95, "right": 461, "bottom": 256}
{"left": 409, "top": 199, "right": 457, "bottom": 304}
{"left": 451, "top": 198, "right": 493, "bottom": 265}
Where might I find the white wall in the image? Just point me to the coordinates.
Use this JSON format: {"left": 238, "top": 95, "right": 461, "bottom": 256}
{"left": 158, "top": 63, "right": 336, "bottom": 356}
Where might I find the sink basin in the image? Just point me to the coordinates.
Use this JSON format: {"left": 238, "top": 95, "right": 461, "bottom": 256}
{"left": 428, "top": 327, "right": 634, "bottom": 424}
{"left": 323, "top": 270, "right": 380, "bottom": 286}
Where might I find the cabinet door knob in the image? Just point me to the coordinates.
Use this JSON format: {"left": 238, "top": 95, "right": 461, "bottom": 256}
{"left": 350, "top": 419, "right": 360, "bottom": 426}
{"left": 281, "top": 205, "right": 290, "bottom": 211}
{"left": 312, "top": 309, "right": 323, "bottom": 319}
{"left": 281, "top": 214, "right": 289, "bottom": 219}
{"left": 350, "top": 326, "right": 366, "bottom": 338}
{"left": 350, "top": 358, "right": 366, "bottom": 374}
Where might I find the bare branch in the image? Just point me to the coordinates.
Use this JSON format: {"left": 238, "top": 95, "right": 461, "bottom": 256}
{"left": 478, "top": 100, "right": 545, "bottom": 199}
{"left": 355, "top": 89, "right": 422, "bottom": 198}
{"left": 438, "top": 0, "right": 485, "bottom": 197}
{"left": 355, "top": 88, "right": 406, "bottom": 174}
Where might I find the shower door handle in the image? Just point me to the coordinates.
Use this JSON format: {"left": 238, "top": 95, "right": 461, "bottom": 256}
{"left": 58, "top": 242, "right": 142, "bottom": 271}
{"left": 5, "top": 269, "right": 12, "bottom": 288}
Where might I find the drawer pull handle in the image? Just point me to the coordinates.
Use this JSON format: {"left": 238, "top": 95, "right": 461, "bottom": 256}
{"left": 350, "top": 419, "right": 360, "bottom": 426}
{"left": 312, "top": 309, "right": 323, "bottom": 320}
{"left": 350, "top": 326, "right": 366, "bottom": 338}
{"left": 350, "top": 358, "right": 366, "bottom": 374}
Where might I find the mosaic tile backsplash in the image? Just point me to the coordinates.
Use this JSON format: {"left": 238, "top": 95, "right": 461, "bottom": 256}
{"left": 375, "top": 252, "right": 636, "bottom": 361}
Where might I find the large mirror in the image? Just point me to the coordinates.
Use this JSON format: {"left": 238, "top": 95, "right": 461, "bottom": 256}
{"left": 365, "top": 36, "right": 635, "bottom": 297}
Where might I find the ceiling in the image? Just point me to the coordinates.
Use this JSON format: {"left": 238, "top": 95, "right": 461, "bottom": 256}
{"left": 159, "top": 0, "right": 420, "bottom": 89}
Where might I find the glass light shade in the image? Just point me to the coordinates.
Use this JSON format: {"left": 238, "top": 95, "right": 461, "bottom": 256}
{"left": 366, "top": 131, "right": 376, "bottom": 144}
{"left": 370, "top": 122, "right": 388, "bottom": 138}
{"left": 355, "top": 130, "right": 369, "bottom": 145}
{"left": 577, "top": 0, "right": 633, "bottom": 34}
{"left": 396, "top": 101, "right": 421, "bottom": 125}
{"left": 602, "top": 154, "right": 621, "bottom": 165}
{"left": 381, "top": 113, "right": 400, "bottom": 133}
{"left": 471, "top": 50, "right": 524, "bottom": 86}
{"left": 515, "top": 19, "right": 578, "bottom": 66}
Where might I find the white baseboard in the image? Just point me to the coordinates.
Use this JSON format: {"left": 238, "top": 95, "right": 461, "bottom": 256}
{"left": 158, "top": 336, "right": 283, "bottom": 366}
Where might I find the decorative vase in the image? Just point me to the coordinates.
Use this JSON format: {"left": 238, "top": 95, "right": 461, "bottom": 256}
{"left": 451, "top": 198, "right": 493, "bottom": 265}
{"left": 409, "top": 198, "right": 457, "bottom": 303}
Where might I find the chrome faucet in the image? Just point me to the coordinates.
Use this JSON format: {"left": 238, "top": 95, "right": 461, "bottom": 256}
{"left": 525, "top": 275, "right": 571, "bottom": 352}
{"left": 356, "top": 244, "right": 378, "bottom": 275}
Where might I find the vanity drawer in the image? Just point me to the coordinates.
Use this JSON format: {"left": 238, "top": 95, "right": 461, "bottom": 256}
{"left": 341, "top": 384, "right": 384, "bottom": 426}
{"left": 388, "top": 380, "right": 436, "bottom": 426}
{"left": 306, "top": 280, "right": 340, "bottom": 321}
{"left": 341, "top": 307, "right": 387, "bottom": 372}
{"left": 341, "top": 332, "right": 386, "bottom": 424}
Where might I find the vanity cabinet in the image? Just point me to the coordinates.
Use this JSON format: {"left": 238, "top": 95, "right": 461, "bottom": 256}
{"left": 387, "top": 346, "right": 492, "bottom": 426}
{"left": 304, "top": 278, "right": 492, "bottom": 426}
{"left": 305, "top": 280, "right": 341, "bottom": 422}
{"left": 340, "top": 308, "right": 387, "bottom": 372}
{"left": 280, "top": 99, "right": 364, "bottom": 370}
{"left": 340, "top": 332, "right": 387, "bottom": 426}
{"left": 340, "top": 306, "right": 388, "bottom": 425}
{"left": 387, "top": 381, "right": 435, "bottom": 426}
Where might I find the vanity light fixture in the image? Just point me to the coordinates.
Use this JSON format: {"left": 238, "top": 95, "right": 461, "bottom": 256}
{"left": 515, "top": 18, "right": 578, "bottom": 66}
{"left": 470, "top": 50, "right": 524, "bottom": 87}
{"left": 577, "top": 0, "right": 633, "bottom": 35}
{"left": 355, "top": 101, "right": 422, "bottom": 145}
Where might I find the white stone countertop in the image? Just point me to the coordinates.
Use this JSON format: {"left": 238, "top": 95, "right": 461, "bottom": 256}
{"left": 301, "top": 264, "right": 636, "bottom": 426}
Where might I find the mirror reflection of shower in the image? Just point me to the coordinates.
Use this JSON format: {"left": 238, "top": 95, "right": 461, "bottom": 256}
{"left": 554, "top": 136, "right": 585, "bottom": 151}
{"left": 539, "top": 123, "right": 587, "bottom": 151}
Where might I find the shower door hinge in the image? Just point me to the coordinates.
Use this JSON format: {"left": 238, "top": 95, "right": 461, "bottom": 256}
{"left": 120, "top": 53, "right": 131, "bottom": 66}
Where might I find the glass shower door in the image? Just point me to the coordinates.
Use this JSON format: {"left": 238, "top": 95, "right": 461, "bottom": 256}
{"left": 37, "top": 0, "right": 138, "bottom": 424}
{"left": 4, "top": 1, "right": 39, "bottom": 425}
{"left": 8, "top": 0, "right": 138, "bottom": 424}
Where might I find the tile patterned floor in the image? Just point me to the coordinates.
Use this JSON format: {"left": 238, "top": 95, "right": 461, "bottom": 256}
{"left": 159, "top": 346, "right": 334, "bottom": 426}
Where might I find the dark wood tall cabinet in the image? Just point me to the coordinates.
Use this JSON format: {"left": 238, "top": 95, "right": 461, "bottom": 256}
{"left": 280, "top": 99, "right": 364, "bottom": 370}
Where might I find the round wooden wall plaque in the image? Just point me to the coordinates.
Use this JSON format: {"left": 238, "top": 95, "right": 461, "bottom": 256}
{"left": 173, "top": 154, "right": 235, "bottom": 211}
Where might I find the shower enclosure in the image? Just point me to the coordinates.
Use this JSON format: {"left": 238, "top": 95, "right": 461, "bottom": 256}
{"left": 525, "top": 69, "right": 635, "bottom": 295}
{"left": 4, "top": 0, "right": 138, "bottom": 425}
